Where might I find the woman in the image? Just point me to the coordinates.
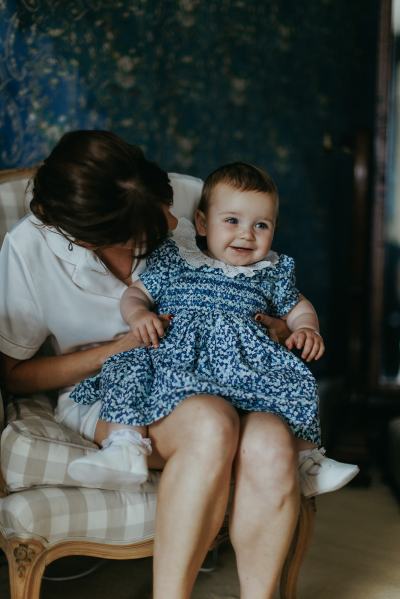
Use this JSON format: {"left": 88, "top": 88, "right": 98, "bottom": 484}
{"left": 0, "top": 130, "right": 299, "bottom": 599}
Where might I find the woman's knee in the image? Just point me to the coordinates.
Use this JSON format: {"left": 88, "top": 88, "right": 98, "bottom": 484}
{"left": 186, "top": 395, "right": 240, "bottom": 454}
{"left": 237, "top": 414, "right": 298, "bottom": 493}
{"left": 157, "top": 395, "right": 240, "bottom": 463}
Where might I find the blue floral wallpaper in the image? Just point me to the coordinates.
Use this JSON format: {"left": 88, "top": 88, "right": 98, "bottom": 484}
{"left": 0, "top": 0, "right": 379, "bottom": 376}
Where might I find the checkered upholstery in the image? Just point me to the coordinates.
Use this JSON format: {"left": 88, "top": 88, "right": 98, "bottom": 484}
{"left": 0, "top": 392, "right": 161, "bottom": 544}
{"left": 0, "top": 477, "right": 160, "bottom": 544}
{"left": 1, "top": 396, "right": 98, "bottom": 492}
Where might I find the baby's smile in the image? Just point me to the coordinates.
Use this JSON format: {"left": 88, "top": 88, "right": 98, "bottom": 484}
{"left": 229, "top": 245, "right": 255, "bottom": 256}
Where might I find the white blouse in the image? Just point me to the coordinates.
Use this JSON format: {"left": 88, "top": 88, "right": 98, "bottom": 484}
{"left": 0, "top": 173, "right": 202, "bottom": 361}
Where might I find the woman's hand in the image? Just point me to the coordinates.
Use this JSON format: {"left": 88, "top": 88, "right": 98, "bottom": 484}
{"left": 285, "top": 328, "right": 325, "bottom": 362}
{"left": 255, "top": 313, "right": 291, "bottom": 345}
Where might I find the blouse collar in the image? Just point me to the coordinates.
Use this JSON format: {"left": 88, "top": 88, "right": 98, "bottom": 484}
{"left": 31, "top": 215, "right": 145, "bottom": 298}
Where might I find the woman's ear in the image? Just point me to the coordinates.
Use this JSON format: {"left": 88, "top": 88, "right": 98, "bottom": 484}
{"left": 195, "top": 209, "right": 207, "bottom": 236}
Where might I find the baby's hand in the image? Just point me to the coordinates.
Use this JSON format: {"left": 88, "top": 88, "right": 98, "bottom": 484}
{"left": 285, "top": 328, "right": 325, "bottom": 362}
{"left": 131, "top": 310, "right": 168, "bottom": 348}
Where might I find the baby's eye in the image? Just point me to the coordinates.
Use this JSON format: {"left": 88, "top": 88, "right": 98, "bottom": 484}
{"left": 255, "top": 222, "right": 269, "bottom": 229}
{"left": 224, "top": 217, "right": 238, "bottom": 224}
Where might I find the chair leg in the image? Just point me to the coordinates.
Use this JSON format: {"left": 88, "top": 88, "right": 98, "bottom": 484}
{"left": 280, "top": 497, "right": 316, "bottom": 599}
{"left": 5, "top": 539, "right": 47, "bottom": 599}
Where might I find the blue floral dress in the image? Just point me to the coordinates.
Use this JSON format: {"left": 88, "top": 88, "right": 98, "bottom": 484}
{"left": 70, "top": 219, "right": 320, "bottom": 443}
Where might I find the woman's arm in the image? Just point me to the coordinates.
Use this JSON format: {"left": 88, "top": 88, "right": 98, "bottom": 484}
{"left": 0, "top": 332, "right": 142, "bottom": 395}
{"left": 254, "top": 294, "right": 314, "bottom": 344}
{"left": 254, "top": 313, "right": 291, "bottom": 344}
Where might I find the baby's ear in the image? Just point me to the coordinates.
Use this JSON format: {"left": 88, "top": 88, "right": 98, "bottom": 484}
{"left": 194, "top": 209, "right": 207, "bottom": 236}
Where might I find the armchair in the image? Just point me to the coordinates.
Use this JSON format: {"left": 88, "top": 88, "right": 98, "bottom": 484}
{"left": 0, "top": 166, "right": 315, "bottom": 599}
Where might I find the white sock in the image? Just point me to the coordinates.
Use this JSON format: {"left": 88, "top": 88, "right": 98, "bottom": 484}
{"left": 102, "top": 429, "right": 152, "bottom": 455}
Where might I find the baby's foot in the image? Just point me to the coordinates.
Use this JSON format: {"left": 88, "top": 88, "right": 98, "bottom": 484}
{"left": 299, "top": 447, "right": 359, "bottom": 498}
{"left": 68, "top": 430, "right": 151, "bottom": 491}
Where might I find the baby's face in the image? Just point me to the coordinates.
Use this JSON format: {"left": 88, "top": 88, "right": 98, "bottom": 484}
{"left": 196, "top": 182, "right": 277, "bottom": 266}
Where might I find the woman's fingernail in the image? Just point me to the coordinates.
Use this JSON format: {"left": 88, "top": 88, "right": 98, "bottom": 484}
{"left": 168, "top": 314, "right": 174, "bottom": 320}
{"left": 255, "top": 314, "right": 261, "bottom": 321}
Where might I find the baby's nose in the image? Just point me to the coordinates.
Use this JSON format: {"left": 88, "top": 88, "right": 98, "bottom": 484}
{"left": 240, "top": 227, "right": 254, "bottom": 239}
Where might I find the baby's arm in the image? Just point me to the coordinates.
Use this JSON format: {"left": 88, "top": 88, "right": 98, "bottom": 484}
{"left": 284, "top": 297, "right": 325, "bottom": 362}
{"left": 120, "top": 282, "right": 167, "bottom": 348}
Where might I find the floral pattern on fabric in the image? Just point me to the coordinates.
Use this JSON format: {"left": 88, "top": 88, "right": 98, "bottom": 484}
{"left": 71, "top": 220, "right": 320, "bottom": 443}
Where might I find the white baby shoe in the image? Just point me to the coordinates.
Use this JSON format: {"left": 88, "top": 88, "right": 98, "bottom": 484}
{"left": 68, "top": 429, "right": 152, "bottom": 492}
{"left": 299, "top": 447, "right": 359, "bottom": 498}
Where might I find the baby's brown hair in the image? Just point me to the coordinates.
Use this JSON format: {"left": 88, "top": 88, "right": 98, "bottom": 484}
{"left": 198, "top": 162, "right": 278, "bottom": 214}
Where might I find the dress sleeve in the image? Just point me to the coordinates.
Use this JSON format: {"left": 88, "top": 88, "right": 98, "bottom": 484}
{"left": 0, "top": 234, "right": 49, "bottom": 359}
{"left": 267, "top": 254, "right": 301, "bottom": 318}
{"left": 139, "top": 239, "right": 180, "bottom": 303}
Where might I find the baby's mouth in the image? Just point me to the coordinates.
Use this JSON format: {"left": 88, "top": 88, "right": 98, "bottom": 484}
{"left": 229, "top": 246, "right": 253, "bottom": 253}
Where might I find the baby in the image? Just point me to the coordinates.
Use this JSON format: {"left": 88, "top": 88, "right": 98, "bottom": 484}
{"left": 69, "top": 162, "right": 359, "bottom": 497}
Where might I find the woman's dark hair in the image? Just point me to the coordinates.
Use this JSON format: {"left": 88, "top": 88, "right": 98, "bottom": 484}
{"left": 30, "top": 130, "right": 173, "bottom": 257}
{"left": 198, "top": 161, "right": 278, "bottom": 214}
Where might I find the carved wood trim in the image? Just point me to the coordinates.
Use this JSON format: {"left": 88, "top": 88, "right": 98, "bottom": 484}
{"left": 12, "top": 543, "right": 38, "bottom": 578}
{"left": 0, "top": 538, "right": 46, "bottom": 599}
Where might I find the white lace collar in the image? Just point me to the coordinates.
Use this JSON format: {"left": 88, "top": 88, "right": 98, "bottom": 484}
{"left": 172, "top": 218, "right": 279, "bottom": 278}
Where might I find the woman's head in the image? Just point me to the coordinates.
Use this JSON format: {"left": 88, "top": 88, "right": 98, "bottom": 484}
{"left": 195, "top": 162, "right": 279, "bottom": 266}
{"left": 31, "top": 130, "right": 173, "bottom": 257}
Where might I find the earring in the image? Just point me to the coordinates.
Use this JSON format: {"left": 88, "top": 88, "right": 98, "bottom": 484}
{"left": 68, "top": 241, "right": 73, "bottom": 251}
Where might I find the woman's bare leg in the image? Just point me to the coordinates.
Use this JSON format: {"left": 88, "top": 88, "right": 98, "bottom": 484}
{"left": 230, "top": 413, "right": 300, "bottom": 599}
{"left": 148, "top": 395, "right": 240, "bottom": 599}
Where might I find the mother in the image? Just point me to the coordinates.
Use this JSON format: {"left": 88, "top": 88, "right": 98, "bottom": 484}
{"left": 0, "top": 130, "right": 299, "bottom": 599}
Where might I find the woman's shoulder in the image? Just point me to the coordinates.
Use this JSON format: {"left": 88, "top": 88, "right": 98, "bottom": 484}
{"left": 2, "top": 214, "right": 45, "bottom": 255}
{"left": 2, "top": 214, "right": 90, "bottom": 270}
{"left": 6, "top": 213, "right": 40, "bottom": 238}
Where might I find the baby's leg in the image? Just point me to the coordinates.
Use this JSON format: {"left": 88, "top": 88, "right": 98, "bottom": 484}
{"left": 68, "top": 349, "right": 154, "bottom": 490}
{"left": 67, "top": 424, "right": 152, "bottom": 490}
